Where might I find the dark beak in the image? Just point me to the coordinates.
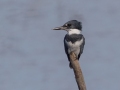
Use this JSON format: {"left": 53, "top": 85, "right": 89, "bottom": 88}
{"left": 53, "top": 26, "right": 66, "bottom": 30}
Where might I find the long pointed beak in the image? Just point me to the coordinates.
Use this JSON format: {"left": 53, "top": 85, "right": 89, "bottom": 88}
{"left": 53, "top": 26, "right": 66, "bottom": 30}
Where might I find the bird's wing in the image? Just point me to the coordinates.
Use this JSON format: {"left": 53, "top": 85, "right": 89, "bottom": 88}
{"left": 64, "top": 35, "right": 70, "bottom": 61}
{"left": 78, "top": 35, "right": 85, "bottom": 60}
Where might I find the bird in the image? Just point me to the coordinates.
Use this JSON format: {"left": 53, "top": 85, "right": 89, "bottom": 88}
{"left": 53, "top": 20, "right": 85, "bottom": 69}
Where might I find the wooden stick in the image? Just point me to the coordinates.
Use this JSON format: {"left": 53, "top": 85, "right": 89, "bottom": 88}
{"left": 69, "top": 52, "right": 86, "bottom": 90}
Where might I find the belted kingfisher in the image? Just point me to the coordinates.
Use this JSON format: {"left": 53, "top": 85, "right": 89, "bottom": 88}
{"left": 53, "top": 20, "right": 85, "bottom": 68}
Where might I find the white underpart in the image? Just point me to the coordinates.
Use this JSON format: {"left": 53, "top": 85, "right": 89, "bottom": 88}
{"left": 65, "top": 38, "right": 83, "bottom": 57}
{"left": 68, "top": 29, "right": 81, "bottom": 35}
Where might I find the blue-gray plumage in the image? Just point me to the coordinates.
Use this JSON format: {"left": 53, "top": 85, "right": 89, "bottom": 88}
{"left": 53, "top": 20, "right": 85, "bottom": 68}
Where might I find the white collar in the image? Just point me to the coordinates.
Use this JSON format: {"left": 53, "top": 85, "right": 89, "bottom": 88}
{"left": 67, "top": 29, "right": 81, "bottom": 35}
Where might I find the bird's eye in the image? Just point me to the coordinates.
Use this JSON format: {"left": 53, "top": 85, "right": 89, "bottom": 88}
{"left": 64, "top": 24, "right": 71, "bottom": 27}
{"left": 67, "top": 24, "right": 71, "bottom": 27}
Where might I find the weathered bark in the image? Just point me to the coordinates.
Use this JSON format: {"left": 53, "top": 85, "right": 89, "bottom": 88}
{"left": 69, "top": 52, "right": 86, "bottom": 90}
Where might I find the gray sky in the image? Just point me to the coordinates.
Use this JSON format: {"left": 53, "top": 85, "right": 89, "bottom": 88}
{"left": 0, "top": 0, "right": 120, "bottom": 90}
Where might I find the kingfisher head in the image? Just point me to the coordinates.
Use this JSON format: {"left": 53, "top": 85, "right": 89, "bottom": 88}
{"left": 53, "top": 20, "right": 82, "bottom": 31}
{"left": 53, "top": 20, "right": 82, "bottom": 35}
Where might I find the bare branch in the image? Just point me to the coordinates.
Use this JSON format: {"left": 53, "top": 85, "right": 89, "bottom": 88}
{"left": 69, "top": 52, "right": 86, "bottom": 90}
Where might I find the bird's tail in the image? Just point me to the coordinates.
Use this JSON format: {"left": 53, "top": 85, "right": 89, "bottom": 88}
{"left": 69, "top": 63, "right": 73, "bottom": 69}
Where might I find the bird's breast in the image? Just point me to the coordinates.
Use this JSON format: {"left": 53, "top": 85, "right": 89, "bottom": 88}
{"left": 65, "top": 39, "right": 83, "bottom": 55}
{"left": 65, "top": 39, "right": 83, "bottom": 48}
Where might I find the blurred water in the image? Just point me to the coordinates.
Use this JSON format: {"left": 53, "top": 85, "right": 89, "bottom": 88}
{"left": 0, "top": 0, "right": 120, "bottom": 90}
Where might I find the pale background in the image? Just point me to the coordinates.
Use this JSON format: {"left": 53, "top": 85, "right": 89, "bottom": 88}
{"left": 0, "top": 0, "right": 120, "bottom": 90}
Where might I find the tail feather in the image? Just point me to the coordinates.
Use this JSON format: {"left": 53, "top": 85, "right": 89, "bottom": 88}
{"left": 69, "top": 63, "right": 73, "bottom": 69}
